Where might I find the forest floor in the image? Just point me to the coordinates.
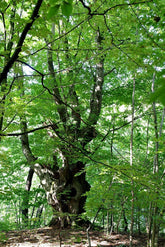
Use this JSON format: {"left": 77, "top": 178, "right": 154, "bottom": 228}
{"left": 0, "top": 226, "right": 165, "bottom": 247}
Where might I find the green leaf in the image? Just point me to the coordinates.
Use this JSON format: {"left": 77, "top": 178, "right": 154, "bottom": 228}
{"left": 49, "top": 0, "right": 61, "bottom": 4}
{"left": 149, "top": 75, "right": 165, "bottom": 106}
{"left": 48, "top": 4, "right": 60, "bottom": 19}
{"left": 0, "top": 1, "right": 8, "bottom": 13}
{"left": 61, "top": 1, "right": 72, "bottom": 17}
{"left": 67, "top": 0, "right": 73, "bottom": 4}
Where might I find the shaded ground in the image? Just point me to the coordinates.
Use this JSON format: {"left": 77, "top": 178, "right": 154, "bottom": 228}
{"left": 0, "top": 227, "right": 165, "bottom": 247}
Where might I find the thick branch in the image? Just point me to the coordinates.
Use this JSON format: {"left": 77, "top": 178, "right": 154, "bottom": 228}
{"left": 79, "top": 0, "right": 92, "bottom": 15}
{"left": 19, "top": 117, "right": 55, "bottom": 191}
{"left": 0, "top": 0, "right": 43, "bottom": 84}
{"left": 69, "top": 84, "right": 81, "bottom": 132}
{"left": 88, "top": 29, "right": 104, "bottom": 125}
{"left": 22, "top": 167, "right": 34, "bottom": 221}
{"left": 0, "top": 123, "right": 54, "bottom": 136}
{"left": 20, "top": 118, "right": 37, "bottom": 164}
{"left": 46, "top": 38, "right": 68, "bottom": 126}
{"left": 47, "top": 46, "right": 62, "bottom": 104}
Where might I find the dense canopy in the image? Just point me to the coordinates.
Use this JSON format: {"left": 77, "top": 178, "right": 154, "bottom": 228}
{"left": 0, "top": 1, "right": 165, "bottom": 247}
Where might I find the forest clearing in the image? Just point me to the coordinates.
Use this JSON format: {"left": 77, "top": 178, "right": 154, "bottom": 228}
{"left": 0, "top": 0, "right": 165, "bottom": 247}
{"left": 2, "top": 226, "right": 165, "bottom": 247}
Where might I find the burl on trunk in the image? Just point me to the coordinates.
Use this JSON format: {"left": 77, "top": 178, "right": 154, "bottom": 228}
{"left": 36, "top": 161, "right": 90, "bottom": 227}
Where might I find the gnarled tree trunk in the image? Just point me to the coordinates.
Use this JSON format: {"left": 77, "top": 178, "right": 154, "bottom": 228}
{"left": 19, "top": 26, "right": 115, "bottom": 227}
{"left": 45, "top": 162, "right": 90, "bottom": 227}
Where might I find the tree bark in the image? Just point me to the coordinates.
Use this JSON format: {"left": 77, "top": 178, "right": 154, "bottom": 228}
{"left": 47, "top": 163, "right": 90, "bottom": 227}
{"left": 147, "top": 74, "right": 165, "bottom": 247}
{"left": 129, "top": 77, "right": 135, "bottom": 247}
{"left": 0, "top": 5, "right": 16, "bottom": 139}
{"left": 150, "top": 73, "right": 159, "bottom": 247}
{"left": 22, "top": 167, "right": 34, "bottom": 225}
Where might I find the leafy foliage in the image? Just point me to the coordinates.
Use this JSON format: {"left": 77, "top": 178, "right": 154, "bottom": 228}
{"left": 0, "top": 2, "right": 164, "bottom": 247}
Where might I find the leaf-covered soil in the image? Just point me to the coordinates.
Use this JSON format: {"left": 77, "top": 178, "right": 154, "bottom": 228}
{"left": 0, "top": 227, "right": 165, "bottom": 247}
